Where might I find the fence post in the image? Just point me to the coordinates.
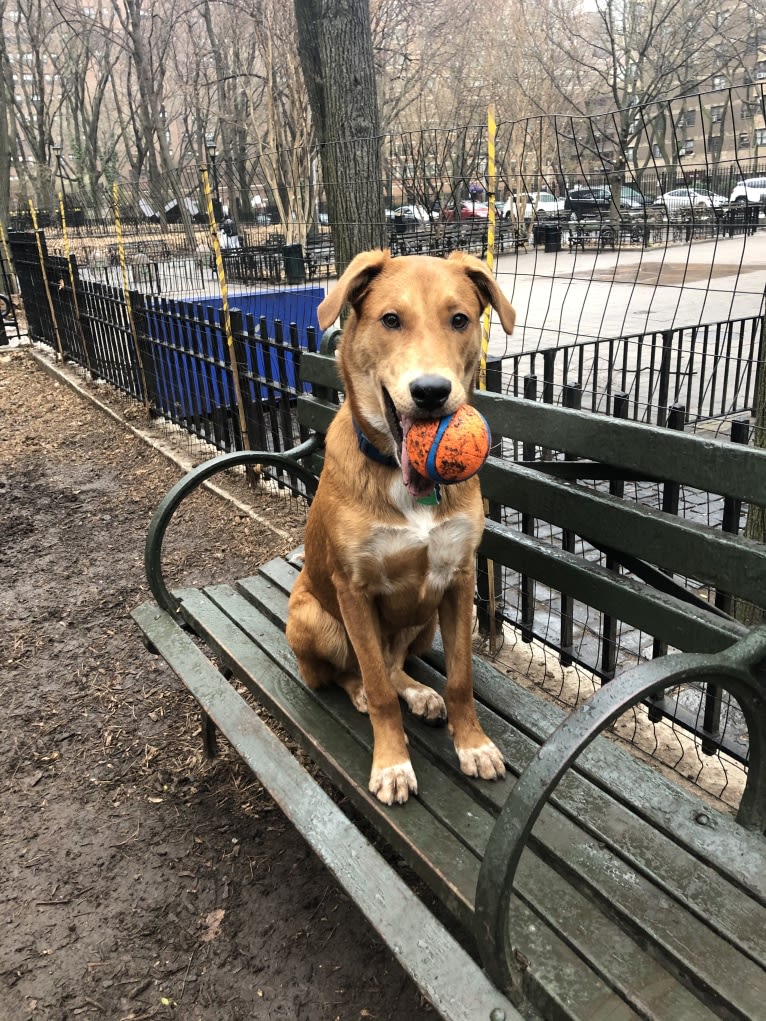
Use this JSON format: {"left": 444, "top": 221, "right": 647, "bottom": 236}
{"left": 54, "top": 192, "right": 94, "bottom": 376}
{"left": 129, "top": 289, "right": 157, "bottom": 412}
{"left": 656, "top": 329, "right": 674, "bottom": 426}
{"left": 648, "top": 402, "right": 685, "bottom": 721}
{"left": 520, "top": 373, "right": 537, "bottom": 643}
{"left": 476, "top": 355, "right": 504, "bottom": 645}
{"left": 701, "top": 417, "right": 750, "bottom": 753}
{"left": 601, "top": 391, "right": 629, "bottom": 679}
{"left": 112, "top": 183, "right": 150, "bottom": 411}
{"left": 200, "top": 164, "right": 250, "bottom": 454}
{"left": 27, "top": 201, "right": 65, "bottom": 361}
{"left": 559, "top": 380, "right": 582, "bottom": 667}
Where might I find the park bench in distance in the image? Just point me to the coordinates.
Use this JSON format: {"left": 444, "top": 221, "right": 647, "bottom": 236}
{"left": 132, "top": 327, "right": 766, "bottom": 1021}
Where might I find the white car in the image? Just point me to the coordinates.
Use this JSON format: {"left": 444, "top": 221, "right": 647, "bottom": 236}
{"left": 653, "top": 187, "right": 729, "bottom": 211}
{"left": 729, "top": 177, "right": 766, "bottom": 204}
{"left": 387, "top": 204, "right": 438, "bottom": 226}
{"left": 502, "top": 191, "right": 565, "bottom": 221}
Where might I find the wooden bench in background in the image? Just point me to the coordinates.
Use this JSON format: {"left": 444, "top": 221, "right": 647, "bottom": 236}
{"left": 133, "top": 329, "right": 766, "bottom": 1021}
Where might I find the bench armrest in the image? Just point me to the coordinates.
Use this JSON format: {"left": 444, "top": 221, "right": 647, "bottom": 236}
{"left": 474, "top": 626, "right": 766, "bottom": 990}
{"left": 145, "top": 439, "right": 322, "bottom": 616}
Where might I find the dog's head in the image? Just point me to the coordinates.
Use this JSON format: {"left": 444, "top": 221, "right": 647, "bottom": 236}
{"left": 317, "top": 249, "right": 516, "bottom": 496}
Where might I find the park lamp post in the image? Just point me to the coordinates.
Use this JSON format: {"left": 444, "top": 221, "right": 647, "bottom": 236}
{"left": 205, "top": 134, "right": 221, "bottom": 219}
{"left": 52, "top": 141, "right": 65, "bottom": 203}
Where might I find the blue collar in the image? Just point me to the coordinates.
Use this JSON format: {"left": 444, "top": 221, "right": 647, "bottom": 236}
{"left": 353, "top": 417, "right": 398, "bottom": 467}
{"left": 352, "top": 417, "right": 441, "bottom": 505}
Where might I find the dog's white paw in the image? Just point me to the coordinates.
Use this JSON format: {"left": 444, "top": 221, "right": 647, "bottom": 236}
{"left": 400, "top": 685, "right": 447, "bottom": 724}
{"left": 457, "top": 740, "right": 506, "bottom": 781}
{"left": 349, "top": 686, "right": 369, "bottom": 714}
{"left": 369, "top": 761, "right": 418, "bottom": 805}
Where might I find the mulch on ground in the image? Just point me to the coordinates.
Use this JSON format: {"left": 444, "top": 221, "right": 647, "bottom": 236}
{"left": 1, "top": 350, "right": 435, "bottom": 1021}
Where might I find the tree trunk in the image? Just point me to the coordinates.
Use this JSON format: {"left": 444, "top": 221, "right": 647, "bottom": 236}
{"left": 294, "top": 0, "right": 386, "bottom": 275}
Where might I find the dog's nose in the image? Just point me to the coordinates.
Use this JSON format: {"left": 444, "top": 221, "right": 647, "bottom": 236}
{"left": 409, "top": 375, "right": 452, "bottom": 411}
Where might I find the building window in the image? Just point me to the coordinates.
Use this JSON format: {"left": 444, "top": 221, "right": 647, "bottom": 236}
{"left": 652, "top": 143, "right": 662, "bottom": 157}
{"left": 740, "top": 132, "right": 751, "bottom": 148}
{"left": 756, "top": 128, "right": 766, "bottom": 146}
{"left": 755, "top": 62, "right": 766, "bottom": 81}
{"left": 679, "top": 140, "right": 695, "bottom": 157}
{"left": 710, "top": 138, "right": 722, "bottom": 158}
{"left": 711, "top": 105, "right": 724, "bottom": 123}
{"left": 713, "top": 75, "right": 726, "bottom": 89}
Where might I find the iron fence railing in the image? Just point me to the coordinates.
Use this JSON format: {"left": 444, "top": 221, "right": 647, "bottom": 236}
{"left": 500, "top": 311, "right": 765, "bottom": 427}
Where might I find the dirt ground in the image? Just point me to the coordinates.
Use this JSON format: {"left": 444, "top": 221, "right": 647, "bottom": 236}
{"left": 0, "top": 350, "right": 437, "bottom": 1021}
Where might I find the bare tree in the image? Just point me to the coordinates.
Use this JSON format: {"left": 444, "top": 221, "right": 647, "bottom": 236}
{"left": 519, "top": 0, "right": 722, "bottom": 189}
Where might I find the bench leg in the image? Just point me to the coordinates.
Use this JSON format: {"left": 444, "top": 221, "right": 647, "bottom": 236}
{"left": 201, "top": 709, "right": 219, "bottom": 758}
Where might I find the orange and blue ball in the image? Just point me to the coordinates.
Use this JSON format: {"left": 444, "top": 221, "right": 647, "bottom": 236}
{"left": 405, "top": 404, "right": 491, "bottom": 484}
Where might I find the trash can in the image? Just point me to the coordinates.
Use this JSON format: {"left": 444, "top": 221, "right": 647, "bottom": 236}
{"left": 544, "top": 223, "right": 562, "bottom": 253}
{"left": 283, "top": 243, "right": 306, "bottom": 284}
{"left": 532, "top": 222, "right": 545, "bottom": 246}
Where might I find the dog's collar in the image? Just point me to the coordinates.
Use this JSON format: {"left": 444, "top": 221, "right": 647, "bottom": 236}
{"left": 353, "top": 417, "right": 398, "bottom": 468}
{"left": 352, "top": 416, "right": 441, "bottom": 505}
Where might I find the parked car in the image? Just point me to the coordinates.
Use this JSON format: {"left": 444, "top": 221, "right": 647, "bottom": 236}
{"left": 502, "top": 191, "right": 566, "bottom": 220}
{"left": 386, "top": 204, "right": 437, "bottom": 227}
{"left": 653, "top": 187, "right": 729, "bottom": 212}
{"left": 565, "top": 185, "right": 646, "bottom": 218}
{"left": 729, "top": 177, "right": 766, "bottom": 204}
{"left": 441, "top": 200, "right": 489, "bottom": 221}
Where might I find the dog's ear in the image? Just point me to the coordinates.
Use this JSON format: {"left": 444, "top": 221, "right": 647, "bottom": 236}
{"left": 318, "top": 249, "right": 391, "bottom": 329}
{"left": 447, "top": 251, "right": 516, "bottom": 335}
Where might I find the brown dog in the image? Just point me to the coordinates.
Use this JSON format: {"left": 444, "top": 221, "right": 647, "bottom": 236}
{"left": 286, "top": 249, "right": 516, "bottom": 804}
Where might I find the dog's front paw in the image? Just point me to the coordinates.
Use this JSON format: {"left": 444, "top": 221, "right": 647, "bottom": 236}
{"left": 369, "top": 761, "right": 418, "bottom": 805}
{"left": 457, "top": 740, "right": 506, "bottom": 781}
{"left": 400, "top": 684, "right": 447, "bottom": 724}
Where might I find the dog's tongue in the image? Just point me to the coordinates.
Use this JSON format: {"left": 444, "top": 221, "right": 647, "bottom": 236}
{"left": 401, "top": 418, "right": 435, "bottom": 499}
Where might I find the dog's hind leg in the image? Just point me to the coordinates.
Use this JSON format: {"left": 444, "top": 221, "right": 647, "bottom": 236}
{"left": 389, "top": 619, "right": 447, "bottom": 725}
{"left": 287, "top": 584, "right": 369, "bottom": 713}
{"left": 335, "top": 673, "right": 368, "bottom": 713}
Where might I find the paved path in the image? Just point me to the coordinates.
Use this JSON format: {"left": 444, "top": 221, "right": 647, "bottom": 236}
{"left": 490, "top": 225, "right": 766, "bottom": 356}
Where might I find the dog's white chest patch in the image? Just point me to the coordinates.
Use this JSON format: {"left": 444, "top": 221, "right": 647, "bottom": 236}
{"left": 355, "top": 500, "right": 476, "bottom": 595}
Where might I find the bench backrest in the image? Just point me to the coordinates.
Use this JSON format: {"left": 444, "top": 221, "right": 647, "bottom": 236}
{"left": 296, "top": 344, "right": 766, "bottom": 661}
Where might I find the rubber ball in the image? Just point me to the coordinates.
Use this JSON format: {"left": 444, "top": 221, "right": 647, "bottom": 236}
{"left": 405, "top": 404, "right": 491, "bottom": 484}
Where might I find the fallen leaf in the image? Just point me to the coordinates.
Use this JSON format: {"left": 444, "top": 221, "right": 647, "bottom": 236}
{"left": 199, "top": 907, "right": 225, "bottom": 943}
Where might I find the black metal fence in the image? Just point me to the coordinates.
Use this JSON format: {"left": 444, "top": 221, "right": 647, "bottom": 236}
{"left": 502, "top": 313, "right": 765, "bottom": 427}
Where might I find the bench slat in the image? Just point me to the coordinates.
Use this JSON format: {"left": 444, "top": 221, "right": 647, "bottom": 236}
{"left": 182, "top": 587, "right": 677, "bottom": 1020}
{"left": 462, "top": 648, "right": 766, "bottom": 904}
{"left": 473, "top": 391, "right": 766, "bottom": 506}
{"left": 167, "top": 593, "right": 650, "bottom": 1020}
{"left": 480, "top": 459, "right": 766, "bottom": 608}
{"left": 130, "top": 602, "right": 519, "bottom": 1021}
{"left": 479, "top": 519, "right": 747, "bottom": 651}
{"left": 297, "top": 393, "right": 342, "bottom": 435}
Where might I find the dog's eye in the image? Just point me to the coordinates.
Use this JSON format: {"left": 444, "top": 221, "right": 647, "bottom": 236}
{"left": 381, "top": 313, "right": 401, "bottom": 330}
{"left": 451, "top": 313, "right": 469, "bottom": 331}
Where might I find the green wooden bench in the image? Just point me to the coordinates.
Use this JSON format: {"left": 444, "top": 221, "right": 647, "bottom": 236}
{"left": 132, "top": 329, "right": 766, "bottom": 1021}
